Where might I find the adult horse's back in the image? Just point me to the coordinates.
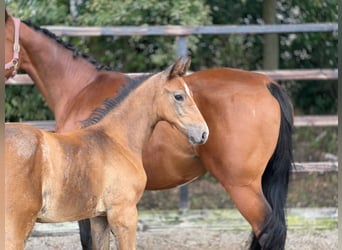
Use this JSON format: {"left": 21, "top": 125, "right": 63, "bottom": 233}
{"left": 5, "top": 12, "right": 293, "bottom": 249}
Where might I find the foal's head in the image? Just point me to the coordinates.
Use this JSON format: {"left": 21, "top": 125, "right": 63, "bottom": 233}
{"left": 153, "top": 58, "right": 209, "bottom": 145}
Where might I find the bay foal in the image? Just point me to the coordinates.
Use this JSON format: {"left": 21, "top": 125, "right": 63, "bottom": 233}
{"left": 5, "top": 60, "right": 209, "bottom": 250}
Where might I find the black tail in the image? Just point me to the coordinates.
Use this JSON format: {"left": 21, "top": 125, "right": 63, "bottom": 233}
{"left": 250, "top": 82, "right": 294, "bottom": 250}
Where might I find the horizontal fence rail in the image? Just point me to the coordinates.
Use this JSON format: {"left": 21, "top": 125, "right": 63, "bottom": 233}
{"left": 5, "top": 69, "right": 338, "bottom": 85}
{"left": 294, "top": 115, "right": 338, "bottom": 127}
{"left": 17, "top": 115, "right": 338, "bottom": 131}
{"left": 293, "top": 162, "right": 338, "bottom": 172}
{"left": 258, "top": 69, "right": 338, "bottom": 81}
{"left": 43, "top": 23, "right": 338, "bottom": 37}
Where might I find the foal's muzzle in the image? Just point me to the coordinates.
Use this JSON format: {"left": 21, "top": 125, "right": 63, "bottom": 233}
{"left": 186, "top": 124, "right": 209, "bottom": 145}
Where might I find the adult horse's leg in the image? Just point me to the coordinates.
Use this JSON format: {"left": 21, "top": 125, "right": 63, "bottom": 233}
{"left": 195, "top": 82, "right": 293, "bottom": 249}
{"left": 79, "top": 219, "right": 92, "bottom": 250}
{"left": 89, "top": 216, "right": 110, "bottom": 250}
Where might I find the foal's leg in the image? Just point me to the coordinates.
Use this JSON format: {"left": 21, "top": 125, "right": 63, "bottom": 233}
{"left": 5, "top": 211, "right": 38, "bottom": 250}
{"left": 90, "top": 216, "right": 111, "bottom": 250}
{"left": 107, "top": 205, "right": 138, "bottom": 250}
{"left": 6, "top": 220, "right": 31, "bottom": 250}
{"left": 5, "top": 171, "right": 42, "bottom": 249}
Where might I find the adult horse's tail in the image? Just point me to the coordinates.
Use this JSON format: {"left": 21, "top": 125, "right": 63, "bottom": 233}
{"left": 250, "top": 82, "right": 294, "bottom": 250}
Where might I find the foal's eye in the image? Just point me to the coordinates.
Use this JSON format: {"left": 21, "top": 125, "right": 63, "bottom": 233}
{"left": 174, "top": 94, "right": 185, "bottom": 102}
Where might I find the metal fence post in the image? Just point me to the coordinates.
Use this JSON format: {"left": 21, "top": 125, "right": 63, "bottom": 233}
{"left": 176, "top": 35, "right": 188, "bottom": 59}
{"left": 179, "top": 185, "right": 189, "bottom": 210}
{"left": 175, "top": 35, "right": 190, "bottom": 210}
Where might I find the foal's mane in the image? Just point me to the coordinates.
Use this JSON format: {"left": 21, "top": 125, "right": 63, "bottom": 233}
{"left": 22, "top": 20, "right": 112, "bottom": 71}
{"left": 81, "top": 73, "right": 154, "bottom": 128}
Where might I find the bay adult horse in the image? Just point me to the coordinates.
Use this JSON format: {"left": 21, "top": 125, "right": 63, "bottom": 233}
{"left": 5, "top": 12, "right": 293, "bottom": 250}
{"left": 5, "top": 60, "right": 209, "bottom": 250}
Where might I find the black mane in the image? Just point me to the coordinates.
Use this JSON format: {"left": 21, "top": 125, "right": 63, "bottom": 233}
{"left": 22, "top": 20, "right": 112, "bottom": 71}
{"left": 81, "top": 73, "right": 154, "bottom": 128}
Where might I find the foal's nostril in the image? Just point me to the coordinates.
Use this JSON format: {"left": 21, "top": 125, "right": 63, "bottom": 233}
{"left": 201, "top": 131, "right": 208, "bottom": 143}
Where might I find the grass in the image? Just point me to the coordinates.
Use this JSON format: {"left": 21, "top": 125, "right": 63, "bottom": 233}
{"left": 137, "top": 208, "right": 337, "bottom": 231}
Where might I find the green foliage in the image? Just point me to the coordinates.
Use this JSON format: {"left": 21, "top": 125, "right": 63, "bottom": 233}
{"left": 284, "top": 81, "right": 337, "bottom": 114}
{"left": 279, "top": 0, "right": 338, "bottom": 69}
{"left": 76, "top": 0, "right": 211, "bottom": 26}
{"left": 5, "top": 86, "right": 53, "bottom": 122}
{"left": 293, "top": 127, "right": 338, "bottom": 161}
{"left": 5, "top": 0, "right": 70, "bottom": 24}
{"left": 277, "top": 0, "right": 338, "bottom": 115}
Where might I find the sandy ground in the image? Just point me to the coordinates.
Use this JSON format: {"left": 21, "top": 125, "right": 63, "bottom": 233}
{"left": 26, "top": 228, "right": 338, "bottom": 250}
{"left": 25, "top": 208, "right": 337, "bottom": 250}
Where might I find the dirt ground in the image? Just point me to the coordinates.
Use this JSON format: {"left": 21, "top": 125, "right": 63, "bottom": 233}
{"left": 26, "top": 228, "right": 338, "bottom": 250}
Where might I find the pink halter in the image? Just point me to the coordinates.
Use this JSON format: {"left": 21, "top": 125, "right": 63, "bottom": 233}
{"left": 5, "top": 17, "right": 21, "bottom": 77}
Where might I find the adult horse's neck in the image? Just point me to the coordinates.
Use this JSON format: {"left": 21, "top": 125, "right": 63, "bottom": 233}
{"left": 14, "top": 19, "right": 98, "bottom": 122}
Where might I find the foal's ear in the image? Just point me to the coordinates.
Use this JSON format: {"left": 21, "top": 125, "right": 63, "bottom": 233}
{"left": 168, "top": 57, "right": 183, "bottom": 80}
{"left": 168, "top": 57, "right": 191, "bottom": 79}
{"left": 179, "top": 57, "right": 191, "bottom": 77}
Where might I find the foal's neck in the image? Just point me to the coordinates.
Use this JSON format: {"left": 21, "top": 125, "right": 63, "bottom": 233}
{"left": 99, "top": 77, "right": 160, "bottom": 155}
{"left": 18, "top": 21, "right": 98, "bottom": 120}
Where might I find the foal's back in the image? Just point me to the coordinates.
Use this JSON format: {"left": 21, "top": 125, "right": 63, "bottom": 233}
{"left": 6, "top": 123, "right": 126, "bottom": 222}
{"left": 6, "top": 124, "right": 42, "bottom": 183}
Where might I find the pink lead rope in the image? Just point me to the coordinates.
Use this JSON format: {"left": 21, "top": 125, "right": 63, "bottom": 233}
{"left": 5, "top": 17, "right": 21, "bottom": 76}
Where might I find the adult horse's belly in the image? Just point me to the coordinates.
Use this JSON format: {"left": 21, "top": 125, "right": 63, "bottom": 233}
{"left": 142, "top": 121, "right": 206, "bottom": 190}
